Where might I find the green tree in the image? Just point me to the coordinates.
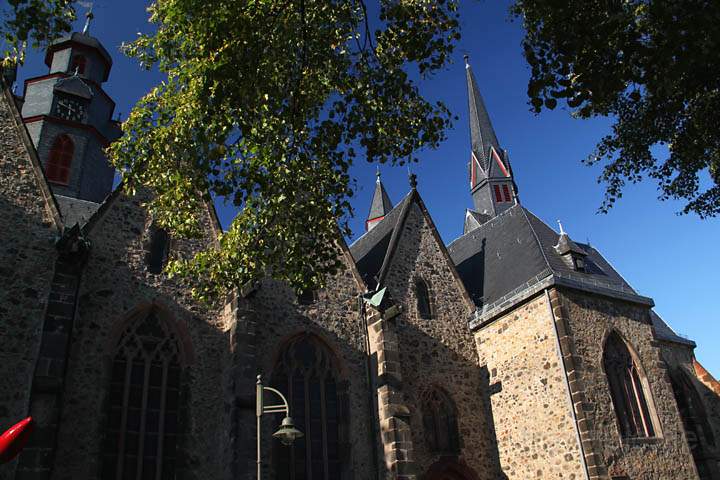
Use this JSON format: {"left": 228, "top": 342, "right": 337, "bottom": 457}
{"left": 512, "top": 0, "right": 720, "bottom": 217}
{"left": 1, "top": 0, "right": 75, "bottom": 68}
{"left": 110, "top": 0, "right": 460, "bottom": 300}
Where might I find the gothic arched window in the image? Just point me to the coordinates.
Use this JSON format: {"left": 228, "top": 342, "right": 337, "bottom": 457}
{"left": 272, "top": 335, "right": 343, "bottom": 480}
{"left": 669, "top": 368, "right": 717, "bottom": 478}
{"left": 422, "top": 388, "right": 460, "bottom": 455}
{"left": 46, "top": 135, "right": 74, "bottom": 185}
{"left": 146, "top": 227, "right": 170, "bottom": 274}
{"left": 102, "top": 310, "right": 185, "bottom": 480}
{"left": 415, "top": 278, "right": 433, "bottom": 319}
{"left": 603, "top": 332, "right": 656, "bottom": 439}
{"left": 71, "top": 55, "right": 87, "bottom": 75}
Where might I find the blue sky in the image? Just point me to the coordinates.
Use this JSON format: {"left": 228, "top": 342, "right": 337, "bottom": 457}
{"left": 15, "top": 1, "right": 720, "bottom": 375}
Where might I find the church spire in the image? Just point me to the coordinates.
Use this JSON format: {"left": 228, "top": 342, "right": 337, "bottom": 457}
{"left": 464, "top": 56, "right": 517, "bottom": 218}
{"left": 366, "top": 168, "right": 393, "bottom": 231}
{"left": 466, "top": 55, "right": 501, "bottom": 173}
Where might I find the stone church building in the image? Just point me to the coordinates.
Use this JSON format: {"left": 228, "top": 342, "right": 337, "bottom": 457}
{"left": 1, "top": 26, "right": 719, "bottom": 480}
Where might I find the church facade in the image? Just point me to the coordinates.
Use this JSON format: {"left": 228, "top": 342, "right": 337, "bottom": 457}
{"left": 1, "top": 26, "right": 719, "bottom": 480}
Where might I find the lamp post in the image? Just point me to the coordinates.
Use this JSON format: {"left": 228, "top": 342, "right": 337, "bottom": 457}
{"left": 256, "top": 374, "right": 303, "bottom": 480}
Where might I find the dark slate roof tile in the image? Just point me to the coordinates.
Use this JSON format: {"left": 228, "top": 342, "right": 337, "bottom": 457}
{"left": 350, "top": 193, "right": 412, "bottom": 287}
{"left": 448, "top": 204, "right": 549, "bottom": 306}
{"left": 449, "top": 204, "right": 645, "bottom": 308}
{"left": 650, "top": 310, "right": 696, "bottom": 347}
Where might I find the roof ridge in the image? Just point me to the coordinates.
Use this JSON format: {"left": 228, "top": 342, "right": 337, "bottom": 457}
{"left": 448, "top": 203, "right": 520, "bottom": 249}
{"left": 349, "top": 190, "right": 412, "bottom": 249}
{"left": 519, "top": 207, "right": 552, "bottom": 273}
{"left": 375, "top": 190, "right": 416, "bottom": 287}
{"left": 1, "top": 83, "right": 64, "bottom": 231}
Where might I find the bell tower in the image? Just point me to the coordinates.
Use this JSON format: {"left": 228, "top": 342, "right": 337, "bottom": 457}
{"left": 464, "top": 56, "right": 518, "bottom": 222}
{"left": 20, "top": 11, "right": 121, "bottom": 203}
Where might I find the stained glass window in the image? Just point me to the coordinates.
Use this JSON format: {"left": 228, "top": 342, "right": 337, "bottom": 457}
{"left": 102, "top": 311, "right": 184, "bottom": 479}
{"left": 272, "top": 335, "right": 342, "bottom": 480}
{"left": 603, "top": 332, "right": 656, "bottom": 438}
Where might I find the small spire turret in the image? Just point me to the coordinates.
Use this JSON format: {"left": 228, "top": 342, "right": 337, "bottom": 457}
{"left": 366, "top": 168, "right": 394, "bottom": 231}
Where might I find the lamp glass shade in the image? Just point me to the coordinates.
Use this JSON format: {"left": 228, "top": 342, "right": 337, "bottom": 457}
{"left": 272, "top": 416, "right": 304, "bottom": 446}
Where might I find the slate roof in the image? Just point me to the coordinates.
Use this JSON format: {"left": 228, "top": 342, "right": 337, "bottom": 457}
{"left": 448, "top": 204, "right": 649, "bottom": 311}
{"left": 55, "top": 195, "right": 101, "bottom": 227}
{"left": 367, "top": 176, "right": 393, "bottom": 220}
{"left": 54, "top": 76, "right": 93, "bottom": 99}
{"left": 466, "top": 62, "right": 501, "bottom": 173}
{"left": 45, "top": 32, "right": 113, "bottom": 78}
{"left": 350, "top": 193, "right": 412, "bottom": 288}
{"left": 650, "top": 311, "right": 696, "bottom": 347}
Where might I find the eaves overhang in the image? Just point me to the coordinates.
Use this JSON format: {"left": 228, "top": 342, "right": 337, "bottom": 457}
{"left": 469, "top": 272, "right": 655, "bottom": 331}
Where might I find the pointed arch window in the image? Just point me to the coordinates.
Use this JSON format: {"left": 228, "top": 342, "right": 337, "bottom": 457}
{"left": 669, "top": 368, "right": 717, "bottom": 478}
{"left": 415, "top": 277, "right": 433, "bottom": 319}
{"left": 102, "top": 310, "right": 185, "bottom": 480}
{"left": 603, "top": 332, "right": 656, "bottom": 439}
{"left": 146, "top": 227, "right": 170, "bottom": 274}
{"left": 45, "top": 135, "right": 74, "bottom": 185}
{"left": 272, "top": 335, "right": 344, "bottom": 480}
{"left": 422, "top": 388, "right": 460, "bottom": 455}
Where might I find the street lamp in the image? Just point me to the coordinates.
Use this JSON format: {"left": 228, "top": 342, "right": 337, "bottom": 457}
{"left": 256, "top": 374, "right": 303, "bottom": 479}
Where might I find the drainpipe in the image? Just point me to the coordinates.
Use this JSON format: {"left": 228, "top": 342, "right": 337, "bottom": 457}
{"left": 544, "top": 288, "right": 590, "bottom": 480}
{"left": 359, "top": 294, "right": 381, "bottom": 479}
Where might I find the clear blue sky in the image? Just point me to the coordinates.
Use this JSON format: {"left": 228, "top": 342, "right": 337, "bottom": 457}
{"left": 15, "top": 1, "right": 720, "bottom": 375}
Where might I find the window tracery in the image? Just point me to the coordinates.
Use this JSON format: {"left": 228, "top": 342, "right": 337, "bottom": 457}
{"left": 603, "top": 332, "right": 656, "bottom": 439}
{"left": 422, "top": 388, "right": 460, "bottom": 455}
{"left": 272, "top": 335, "right": 342, "bottom": 480}
{"left": 102, "top": 310, "right": 184, "bottom": 480}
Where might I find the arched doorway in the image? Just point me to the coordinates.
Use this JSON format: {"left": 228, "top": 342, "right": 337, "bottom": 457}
{"left": 424, "top": 459, "right": 480, "bottom": 480}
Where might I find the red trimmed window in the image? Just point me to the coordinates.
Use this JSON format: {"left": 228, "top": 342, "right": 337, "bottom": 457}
{"left": 71, "top": 55, "right": 87, "bottom": 75}
{"left": 45, "top": 135, "right": 74, "bottom": 185}
{"left": 493, "top": 184, "right": 503, "bottom": 202}
{"left": 502, "top": 184, "right": 512, "bottom": 202}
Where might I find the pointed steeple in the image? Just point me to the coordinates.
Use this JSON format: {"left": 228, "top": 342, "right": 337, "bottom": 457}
{"left": 466, "top": 55, "right": 501, "bottom": 172}
{"left": 366, "top": 168, "right": 393, "bottom": 231}
{"left": 464, "top": 56, "right": 518, "bottom": 218}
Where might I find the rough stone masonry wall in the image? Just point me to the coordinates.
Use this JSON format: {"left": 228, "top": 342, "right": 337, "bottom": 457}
{"left": 0, "top": 89, "right": 59, "bottom": 480}
{"left": 474, "top": 293, "right": 586, "bottom": 480}
{"left": 244, "top": 250, "right": 377, "bottom": 480}
{"left": 559, "top": 289, "right": 698, "bottom": 480}
{"left": 382, "top": 202, "right": 501, "bottom": 479}
{"left": 50, "top": 190, "right": 232, "bottom": 480}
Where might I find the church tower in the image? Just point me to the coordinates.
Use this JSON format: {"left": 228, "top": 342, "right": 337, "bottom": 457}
{"left": 465, "top": 56, "right": 517, "bottom": 222}
{"left": 20, "top": 12, "right": 121, "bottom": 203}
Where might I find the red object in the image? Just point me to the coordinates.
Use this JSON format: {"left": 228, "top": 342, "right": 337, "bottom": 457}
{"left": 46, "top": 135, "right": 75, "bottom": 185}
{"left": 0, "top": 417, "right": 34, "bottom": 464}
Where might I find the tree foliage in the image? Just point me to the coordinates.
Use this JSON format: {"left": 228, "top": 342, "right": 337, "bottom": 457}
{"left": 513, "top": 0, "right": 720, "bottom": 217}
{"left": 109, "top": 0, "right": 460, "bottom": 300}
{"left": 1, "top": 0, "right": 75, "bottom": 67}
